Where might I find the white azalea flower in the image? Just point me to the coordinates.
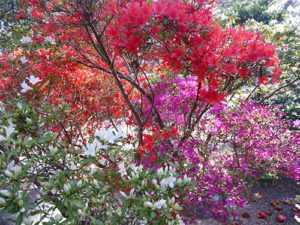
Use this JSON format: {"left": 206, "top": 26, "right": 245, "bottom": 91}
{"left": 96, "top": 142, "right": 108, "bottom": 150}
{"left": 20, "top": 36, "right": 32, "bottom": 44}
{"left": 27, "top": 75, "right": 41, "bottom": 85}
{"left": 69, "top": 162, "right": 77, "bottom": 170}
{"left": 0, "top": 101, "right": 4, "bottom": 111}
{"left": 49, "top": 145, "right": 58, "bottom": 155}
{"left": 95, "top": 126, "right": 124, "bottom": 144}
{"left": 20, "top": 56, "right": 28, "bottom": 63}
{"left": 0, "top": 120, "right": 16, "bottom": 141}
{"left": 118, "top": 162, "right": 127, "bottom": 177}
{"left": 5, "top": 120, "right": 15, "bottom": 137}
{"left": 160, "top": 175, "right": 177, "bottom": 188}
{"left": 129, "top": 163, "right": 138, "bottom": 172}
{"left": 44, "top": 36, "right": 56, "bottom": 45}
{"left": 20, "top": 81, "right": 32, "bottom": 93}
{"left": 82, "top": 142, "right": 97, "bottom": 157}
{"left": 154, "top": 199, "right": 166, "bottom": 209}
{"left": 54, "top": 214, "right": 62, "bottom": 222}
{"left": 123, "top": 143, "right": 132, "bottom": 151}
{"left": 6, "top": 160, "right": 15, "bottom": 171}
{"left": 138, "top": 218, "right": 148, "bottom": 225}
{"left": 4, "top": 160, "right": 22, "bottom": 177}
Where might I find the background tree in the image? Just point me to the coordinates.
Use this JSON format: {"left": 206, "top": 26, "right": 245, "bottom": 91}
{"left": 0, "top": 0, "right": 32, "bottom": 53}
{"left": 216, "top": 0, "right": 299, "bottom": 122}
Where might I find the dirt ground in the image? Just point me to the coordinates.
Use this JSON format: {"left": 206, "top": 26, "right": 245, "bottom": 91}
{"left": 194, "top": 178, "right": 299, "bottom": 225}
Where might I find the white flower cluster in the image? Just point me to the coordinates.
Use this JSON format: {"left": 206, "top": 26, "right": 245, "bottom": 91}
{"left": 82, "top": 125, "right": 124, "bottom": 157}
{"left": 144, "top": 199, "right": 167, "bottom": 209}
{"left": 44, "top": 36, "right": 56, "bottom": 45}
{"left": 20, "top": 35, "right": 57, "bottom": 45}
{"left": 95, "top": 125, "right": 124, "bottom": 144}
{"left": 21, "top": 75, "right": 42, "bottom": 93}
{"left": 20, "top": 36, "right": 32, "bottom": 44}
{"left": 20, "top": 56, "right": 28, "bottom": 63}
{"left": 143, "top": 197, "right": 185, "bottom": 224}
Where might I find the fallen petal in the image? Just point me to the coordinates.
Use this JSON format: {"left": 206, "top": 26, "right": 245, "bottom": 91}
{"left": 242, "top": 212, "right": 250, "bottom": 218}
{"left": 271, "top": 200, "right": 278, "bottom": 206}
{"left": 292, "top": 206, "right": 300, "bottom": 212}
{"left": 257, "top": 211, "right": 267, "bottom": 220}
{"left": 264, "top": 210, "right": 272, "bottom": 216}
{"left": 283, "top": 199, "right": 292, "bottom": 205}
{"left": 276, "top": 214, "right": 286, "bottom": 223}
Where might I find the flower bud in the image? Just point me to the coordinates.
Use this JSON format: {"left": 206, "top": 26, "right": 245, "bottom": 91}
{"left": 49, "top": 146, "right": 58, "bottom": 155}
{"left": 0, "top": 197, "right": 6, "bottom": 206}
{"left": 129, "top": 188, "right": 135, "bottom": 198}
{"left": 183, "top": 175, "right": 191, "bottom": 184}
{"left": 120, "top": 191, "right": 128, "bottom": 199}
{"left": 132, "top": 174, "right": 139, "bottom": 180}
{"left": 168, "top": 197, "right": 175, "bottom": 204}
{"left": 174, "top": 203, "right": 181, "bottom": 210}
{"left": 152, "top": 179, "right": 157, "bottom": 186}
{"left": 93, "top": 179, "right": 99, "bottom": 188}
{"left": 144, "top": 201, "right": 154, "bottom": 208}
{"left": 157, "top": 168, "right": 164, "bottom": 178}
{"left": 137, "top": 165, "right": 143, "bottom": 173}
{"left": 77, "top": 180, "right": 83, "bottom": 187}
{"left": 116, "top": 207, "right": 122, "bottom": 216}
{"left": 141, "top": 179, "right": 146, "bottom": 186}
{"left": 0, "top": 190, "right": 12, "bottom": 198}
{"left": 14, "top": 163, "right": 22, "bottom": 176}
{"left": 64, "top": 181, "right": 71, "bottom": 194}
{"left": 24, "top": 217, "right": 32, "bottom": 225}
{"left": 16, "top": 193, "right": 22, "bottom": 200}
{"left": 164, "top": 166, "right": 169, "bottom": 173}
{"left": 177, "top": 178, "right": 183, "bottom": 185}
{"left": 4, "top": 170, "right": 13, "bottom": 178}
{"left": 26, "top": 118, "right": 32, "bottom": 124}
{"left": 18, "top": 200, "right": 23, "bottom": 207}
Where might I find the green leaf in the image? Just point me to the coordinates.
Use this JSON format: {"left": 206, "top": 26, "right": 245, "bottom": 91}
{"left": 16, "top": 213, "right": 23, "bottom": 225}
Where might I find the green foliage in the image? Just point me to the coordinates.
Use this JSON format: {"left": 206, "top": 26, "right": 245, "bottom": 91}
{"left": 0, "top": 94, "right": 189, "bottom": 224}
{"left": 234, "top": 0, "right": 286, "bottom": 25}
{"left": 0, "top": 0, "right": 31, "bottom": 52}
{"left": 246, "top": 20, "right": 300, "bottom": 121}
{"left": 216, "top": 0, "right": 299, "bottom": 122}
{"left": 217, "top": 0, "right": 286, "bottom": 26}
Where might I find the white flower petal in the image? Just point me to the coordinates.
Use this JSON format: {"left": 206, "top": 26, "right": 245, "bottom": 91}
{"left": 27, "top": 75, "right": 41, "bottom": 85}
{"left": 20, "top": 81, "right": 32, "bottom": 93}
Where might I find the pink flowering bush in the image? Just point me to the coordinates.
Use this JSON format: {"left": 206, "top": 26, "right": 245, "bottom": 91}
{"left": 142, "top": 76, "right": 299, "bottom": 222}
{"left": 210, "top": 101, "right": 299, "bottom": 181}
